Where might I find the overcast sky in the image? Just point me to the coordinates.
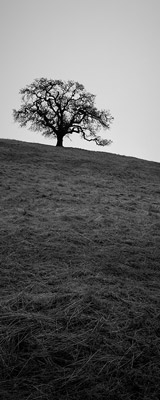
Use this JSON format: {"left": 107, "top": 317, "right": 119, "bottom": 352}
{"left": 1, "top": 0, "right": 160, "bottom": 162}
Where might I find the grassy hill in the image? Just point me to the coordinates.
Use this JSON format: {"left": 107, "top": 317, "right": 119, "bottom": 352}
{"left": 0, "top": 138, "right": 160, "bottom": 400}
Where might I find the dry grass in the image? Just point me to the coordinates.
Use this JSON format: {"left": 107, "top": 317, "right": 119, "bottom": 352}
{"left": 0, "top": 139, "right": 160, "bottom": 399}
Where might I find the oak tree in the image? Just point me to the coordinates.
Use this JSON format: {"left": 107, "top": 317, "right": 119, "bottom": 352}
{"left": 13, "top": 78, "right": 114, "bottom": 147}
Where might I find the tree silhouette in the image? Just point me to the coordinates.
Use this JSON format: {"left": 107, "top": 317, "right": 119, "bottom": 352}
{"left": 13, "top": 78, "right": 114, "bottom": 147}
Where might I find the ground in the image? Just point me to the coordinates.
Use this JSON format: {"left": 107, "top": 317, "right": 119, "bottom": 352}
{"left": 0, "top": 139, "right": 160, "bottom": 399}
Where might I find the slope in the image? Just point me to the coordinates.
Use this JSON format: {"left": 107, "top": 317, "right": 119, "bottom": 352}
{"left": 0, "top": 139, "right": 160, "bottom": 400}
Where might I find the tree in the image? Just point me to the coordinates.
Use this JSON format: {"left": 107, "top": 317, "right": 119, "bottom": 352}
{"left": 13, "top": 78, "right": 114, "bottom": 147}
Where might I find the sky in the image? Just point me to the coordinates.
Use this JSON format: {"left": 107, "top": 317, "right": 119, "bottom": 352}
{"left": 0, "top": 0, "right": 160, "bottom": 162}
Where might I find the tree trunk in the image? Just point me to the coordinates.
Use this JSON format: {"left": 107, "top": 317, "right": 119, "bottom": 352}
{"left": 56, "top": 135, "right": 63, "bottom": 147}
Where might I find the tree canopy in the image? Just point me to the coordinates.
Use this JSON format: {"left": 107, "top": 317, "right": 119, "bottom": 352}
{"left": 13, "top": 78, "right": 114, "bottom": 147}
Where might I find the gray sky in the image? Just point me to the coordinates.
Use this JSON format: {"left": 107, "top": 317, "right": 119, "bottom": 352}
{"left": 1, "top": 0, "right": 160, "bottom": 162}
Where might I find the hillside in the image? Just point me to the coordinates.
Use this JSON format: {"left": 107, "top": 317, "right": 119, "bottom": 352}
{"left": 0, "top": 139, "right": 160, "bottom": 400}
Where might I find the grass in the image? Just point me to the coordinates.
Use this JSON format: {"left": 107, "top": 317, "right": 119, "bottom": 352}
{"left": 0, "top": 138, "right": 160, "bottom": 399}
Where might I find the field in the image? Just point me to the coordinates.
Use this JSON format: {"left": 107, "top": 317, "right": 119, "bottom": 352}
{"left": 0, "top": 139, "right": 160, "bottom": 399}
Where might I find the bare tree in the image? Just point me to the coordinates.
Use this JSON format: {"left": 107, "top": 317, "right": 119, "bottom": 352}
{"left": 13, "top": 78, "right": 114, "bottom": 147}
